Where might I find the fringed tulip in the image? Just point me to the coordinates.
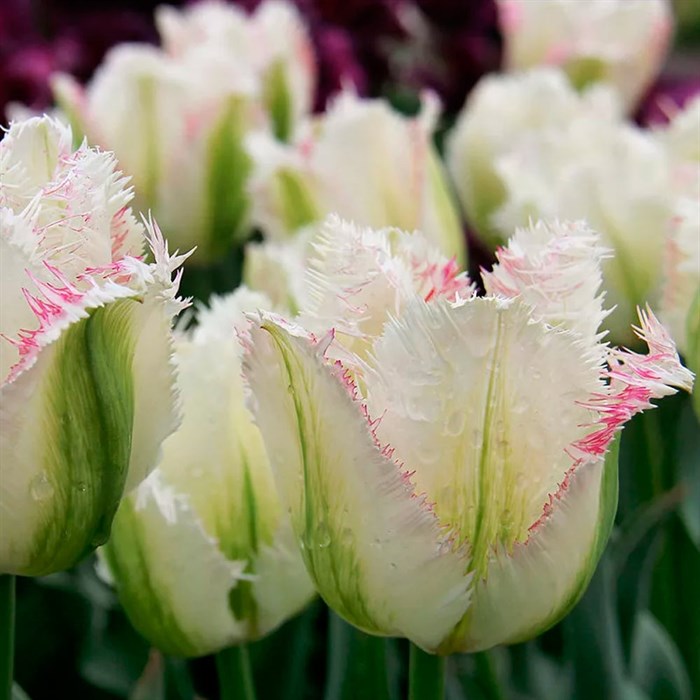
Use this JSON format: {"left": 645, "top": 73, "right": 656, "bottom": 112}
{"left": 101, "top": 289, "right": 315, "bottom": 657}
{"left": 0, "top": 116, "right": 187, "bottom": 576}
{"left": 446, "top": 69, "right": 620, "bottom": 247}
{"left": 247, "top": 91, "right": 466, "bottom": 263}
{"left": 448, "top": 68, "right": 676, "bottom": 343}
{"left": 497, "top": 0, "right": 673, "bottom": 112}
{"left": 242, "top": 216, "right": 693, "bottom": 654}
{"left": 51, "top": 0, "right": 315, "bottom": 262}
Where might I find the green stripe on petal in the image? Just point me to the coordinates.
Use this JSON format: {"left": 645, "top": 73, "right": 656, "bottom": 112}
{"left": 205, "top": 96, "right": 253, "bottom": 258}
{"left": 102, "top": 472, "right": 248, "bottom": 658}
{"left": 1, "top": 300, "right": 137, "bottom": 576}
{"left": 365, "top": 297, "right": 601, "bottom": 578}
{"left": 441, "top": 440, "right": 619, "bottom": 653}
{"left": 263, "top": 59, "right": 293, "bottom": 143}
{"left": 244, "top": 317, "right": 472, "bottom": 652}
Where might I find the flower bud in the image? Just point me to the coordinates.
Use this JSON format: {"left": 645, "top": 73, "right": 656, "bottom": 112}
{"left": 101, "top": 288, "right": 315, "bottom": 657}
{"left": 497, "top": 0, "right": 673, "bottom": 112}
{"left": 243, "top": 216, "right": 693, "bottom": 653}
{"left": 248, "top": 91, "right": 466, "bottom": 263}
{"left": 0, "top": 116, "right": 186, "bottom": 576}
{"left": 52, "top": 0, "right": 315, "bottom": 263}
{"left": 448, "top": 69, "right": 676, "bottom": 342}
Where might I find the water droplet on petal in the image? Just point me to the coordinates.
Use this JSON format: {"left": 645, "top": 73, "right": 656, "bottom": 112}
{"left": 30, "top": 472, "right": 54, "bottom": 501}
{"left": 315, "top": 522, "right": 331, "bottom": 549}
{"left": 74, "top": 481, "right": 87, "bottom": 493}
{"left": 341, "top": 527, "right": 353, "bottom": 545}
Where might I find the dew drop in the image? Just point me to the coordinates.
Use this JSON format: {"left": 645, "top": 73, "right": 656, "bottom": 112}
{"left": 74, "top": 481, "right": 87, "bottom": 493}
{"left": 30, "top": 472, "right": 54, "bottom": 501}
{"left": 315, "top": 522, "right": 331, "bottom": 549}
{"left": 341, "top": 527, "right": 353, "bottom": 545}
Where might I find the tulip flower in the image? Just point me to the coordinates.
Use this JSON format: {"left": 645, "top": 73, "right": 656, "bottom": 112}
{"left": 247, "top": 90, "right": 466, "bottom": 263}
{"left": 449, "top": 68, "right": 676, "bottom": 343}
{"left": 51, "top": 0, "right": 316, "bottom": 263}
{"left": 656, "top": 99, "right": 700, "bottom": 414}
{"left": 659, "top": 198, "right": 700, "bottom": 415}
{"left": 242, "top": 216, "right": 693, "bottom": 658}
{"left": 0, "top": 116, "right": 187, "bottom": 577}
{"left": 101, "top": 288, "right": 315, "bottom": 658}
{"left": 446, "top": 68, "right": 621, "bottom": 247}
{"left": 497, "top": 0, "right": 673, "bottom": 112}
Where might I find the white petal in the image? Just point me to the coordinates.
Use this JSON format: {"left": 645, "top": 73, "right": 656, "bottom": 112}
{"left": 365, "top": 296, "right": 602, "bottom": 580}
{"left": 482, "top": 219, "right": 610, "bottom": 358}
{"left": 102, "top": 471, "right": 249, "bottom": 657}
{"left": 155, "top": 288, "right": 315, "bottom": 637}
{"left": 243, "top": 315, "right": 472, "bottom": 651}
{"left": 448, "top": 448, "right": 617, "bottom": 652}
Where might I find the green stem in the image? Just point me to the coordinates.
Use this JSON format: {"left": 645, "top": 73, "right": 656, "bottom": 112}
{"left": 325, "top": 612, "right": 391, "bottom": 700}
{"left": 216, "top": 645, "right": 256, "bottom": 700}
{"left": 408, "top": 644, "right": 445, "bottom": 700}
{"left": 475, "top": 651, "right": 506, "bottom": 700}
{"left": 0, "top": 576, "right": 15, "bottom": 700}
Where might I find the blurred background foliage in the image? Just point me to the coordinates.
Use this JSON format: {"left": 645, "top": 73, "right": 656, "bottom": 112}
{"left": 2, "top": 0, "right": 699, "bottom": 698}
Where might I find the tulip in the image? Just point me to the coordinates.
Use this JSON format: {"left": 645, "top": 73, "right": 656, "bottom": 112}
{"left": 0, "top": 116, "right": 187, "bottom": 577}
{"left": 247, "top": 90, "right": 467, "bottom": 263}
{"left": 496, "top": 0, "right": 673, "bottom": 112}
{"left": 156, "top": 0, "right": 316, "bottom": 142}
{"left": 101, "top": 288, "right": 315, "bottom": 658}
{"left": 659, "top": 198, "right": 700, "bottom": 416}
{"left": 51, "top": 0, "right": 316, "bottom": 263}
{"left": 242, "top": 216, "right": 693, "bottom": 658}
{"left": 448, "top": 68, "right": 676, "bottom": 343}
{"left": 446, "top": 68, "right": 621, "bottom": 247}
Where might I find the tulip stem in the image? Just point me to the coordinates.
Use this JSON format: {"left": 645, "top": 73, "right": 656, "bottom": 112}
{"left": 408, "top": 644, "right": 445, "bottom": 700}
{"left": 0, "top": 575, "right": 15, "bottom": 700}
{"left": 216, "top": 644, "right": 256, "bottom": 700}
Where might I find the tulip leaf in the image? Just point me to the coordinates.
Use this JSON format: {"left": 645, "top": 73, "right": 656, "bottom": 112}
{"left": 564, "top": 556, "right": 628, "bottom": 700}
{"left": 250, "top": 601, "right": 322, "bottom": 700}
{"left": 630, "top": 611, "right": 692, "bottom": 700}
{"left": 676, "top": 399, "right": 700, "bottom": 549}
{"left": 324, "top": 612, "right": 396, "bottom": 700}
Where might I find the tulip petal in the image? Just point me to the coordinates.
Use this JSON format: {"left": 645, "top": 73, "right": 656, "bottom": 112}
{"left": 157, "top": 289, "right": 315, "bottom": 638}
{"left": 481, "top": 219, "right": 610, "bottom": 350}
{"left": 0, "top": 286, "right": 180, "bottom": 575}
{"left": 364, "top": 296, "right": 601, "bottom": 578}
{"left": 243, "top": 315, "right": 472, "bottom": 651}
{"left": 442, "top": 441, "right": 618, "bottom": 653}
{"left": 1, "top": 299, "right": 137, "bottom": 575}
{"left": 102, "top": 472, "right": 249, "bottom": 657}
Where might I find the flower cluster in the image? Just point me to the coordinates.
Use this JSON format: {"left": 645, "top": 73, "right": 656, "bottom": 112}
{"left": 1, "top": 1, "right": 699, "bottom": 695}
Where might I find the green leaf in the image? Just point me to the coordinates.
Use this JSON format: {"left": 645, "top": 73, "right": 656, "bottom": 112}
{"left": 676, "top": 400, "right": 700, "bottom": 548}
{"left": 630, "top": 611, "right": 692, "bottom": 700}
{"left": 564, "top": 555, "right": 628, "bottom": 700}
{"left": 250, "top": 601, "right": 323, "bottom": 700}
{"left": 610, "top": 487, "right": 681, "bottom": 661}
{"left": 205, "top": 97, "right": 253, "bottom": 260}
{"left": 324, "top": 612, "right": 396, "bottom": 700}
